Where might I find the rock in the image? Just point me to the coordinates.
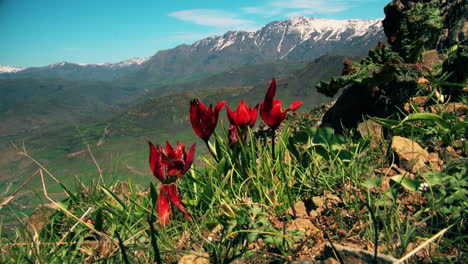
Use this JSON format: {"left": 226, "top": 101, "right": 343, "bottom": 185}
{"left": 288, "top": 201, "right": 308, "bottom": 217}
{"left": 410, "top": 96, "right": 428, "bottom": 106}
{"left": 323, "top": 257, "right": 339, "bottom": 264}
{"left": 358, "top": 120, "right": 384, "bottom": 148}
{"left": 391, "top": 136, "right": 430, "bottom": 173}
{"left": 178, "top": 252, "right": 210, "bottom": 264}
{"left": 422, "top": 50, "right": 443, "bottom": 71}
{"left": 440, "top": 146, "right": 462, "bottom": 162}
{"left": 323, "top": 243, "right": 398, "bottom": 264}
{"left": 428, "top": 152, "right": 443, "bottom": 171}
{"left": 287, "top": 218, "right": 317, "bottom": 235}
{"left": 26, "top": 203, "right": 58, "bottom": 236}
{"left": 429, "top": 102, "right": 468, "bottom": 114}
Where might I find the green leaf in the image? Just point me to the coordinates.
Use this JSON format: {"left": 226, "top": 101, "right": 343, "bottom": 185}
{"left": 390, "top": 175, "right": 422, "bottom": 192}
{"left": 100, "top": 186, "right": 126, "bottom": 211}
{"left": 149, "top": 182, "right": 158, "bottom": 209}
{"left": 94, "top": 208, "right": 104, "bottom": 232}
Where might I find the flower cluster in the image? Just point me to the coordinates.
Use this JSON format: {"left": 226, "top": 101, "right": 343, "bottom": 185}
{"left": 190, "top": 78, "right": 302, "bottom": 147}
{"left": 148, "top": 78, "right": 302, "bottom": 226}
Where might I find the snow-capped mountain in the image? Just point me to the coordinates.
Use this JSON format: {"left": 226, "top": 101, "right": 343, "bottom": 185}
{"left": 0, "top": 65, "right": 24, "bottom": 73}
{"left": 0, "top": 57, "right": 149, "bottom": 81}
{"left": 123, "top": 16, "right": 385, "bottom": 86}
{"left": 194, "top": 17, "right": 382, "bottom": 58}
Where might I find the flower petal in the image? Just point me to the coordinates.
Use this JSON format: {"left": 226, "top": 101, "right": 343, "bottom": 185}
{"left": 189, "top": 99, "right": 204, "bottom": 139}
{"left": 286, "top": 101, "right": 303, "bottom": 112}
{"left": 214, "top": 101, "right": 227, "bottom": 118}
{"left": 165, "top": 141, "right": 174, "bottom": 158}
{"left": 158, "top": 185, "right": 171, "bottom": 227}
{"left": 249, "top": 104, "right": 259, "bottom": 127}
{"left": 263, "top": 78, "right": 276, "bottom": 110}
{"left": 183, "top": 143, "right": 196, "bottom": 175}
{"left": 148, "top": 141, "right": 164, "bottom": 182}
{"left": 166, "top": 184, "right": 193, "bottom": 221}
{"left": 226, "top": 104, "right": 237, "bottom": 126}
{"left": 237, "top": 100, "right": 251, "bottom": 127}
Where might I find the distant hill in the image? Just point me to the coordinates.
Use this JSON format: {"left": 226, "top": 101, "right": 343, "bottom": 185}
{"left": 0, "top": 78, "right": 143, "bottom": 136}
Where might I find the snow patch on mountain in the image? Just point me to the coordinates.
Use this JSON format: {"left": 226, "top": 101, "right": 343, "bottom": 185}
{"left": 74, "top": 57, "right": 150, "bottom": 68}
{"left": 0, "top": 65, "right": 24, "bottom": 73}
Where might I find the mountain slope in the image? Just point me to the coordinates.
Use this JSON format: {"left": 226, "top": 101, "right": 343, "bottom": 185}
{"left": 0, "top": 78, "right": 144, "bottom": 136}
{"left": 121, "top": 17, "right": 385, "bottom": 88}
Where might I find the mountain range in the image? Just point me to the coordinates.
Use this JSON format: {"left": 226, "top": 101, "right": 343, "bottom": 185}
{"left": 1, "top": 17, "right": 384, "bottom": 85}
{"left": 0, "top": 58, "right": 149, "bottom": 81}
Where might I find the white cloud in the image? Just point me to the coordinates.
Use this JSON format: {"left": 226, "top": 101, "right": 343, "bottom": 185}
{"left": 168, "top": 9, "right": 255, "bottom": 28}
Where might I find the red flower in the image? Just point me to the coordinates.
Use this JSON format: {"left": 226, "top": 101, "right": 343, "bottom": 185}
{"left": 158, "top": 184, "right": 193, "bottom": 226}
{"left": 226, "top": 100, "right": 258, "bottom": 129}
{"left": 190, "top": 98, "right": 226, "bottom": 141}
{"left": 148, "top": 141, "right": 196, "bottom": 226}
{"left": 260, "top": 78, "right": 303, "bottom": 129}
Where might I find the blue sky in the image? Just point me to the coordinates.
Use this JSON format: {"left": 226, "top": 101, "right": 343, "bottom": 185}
{"left": 0, "top": 0, "right": 389, "bottom": 67}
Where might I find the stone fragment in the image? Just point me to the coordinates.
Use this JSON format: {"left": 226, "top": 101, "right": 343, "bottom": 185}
{"left": 410, "top": 96, "right": 428, "bottom": 106}
{"left": 430, "top": 102, "right": 468, "bottom": 114}
{"left": 391, "top": 136, "right": 430, "bottom": 173}
{"left": 288, "top": 200, "right": 308, "bottom": 217}
{"left": 178, "top": 252, "right": 209, "bottom": 264}
{"left": 358, "top": 120, "right": 384, "bottom": 148}
{"left": 422, "top": 50, "right": 443, "bottom": 71}
{"left": 323, "top": 243, "right": 398, "bottom": 264}
{"left": 428, "top": 152, "right": 443, "bottom": 171}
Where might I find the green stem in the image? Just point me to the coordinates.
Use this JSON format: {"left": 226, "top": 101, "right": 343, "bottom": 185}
{"left": 271, "top": 130, "right": 276, "bottom": 160}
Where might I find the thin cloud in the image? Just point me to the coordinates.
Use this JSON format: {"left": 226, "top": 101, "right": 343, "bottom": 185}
{"left": 241, "top": 0, "right": 356, "bottom": 18}
{"left": 241, "top": 6, "right": 282, "bottom": 16}
{"left": 271, "top": 0, "right": 352, "bottom": 14}
{"left": 168, "top": 9, "right": 255, "bottom": 28}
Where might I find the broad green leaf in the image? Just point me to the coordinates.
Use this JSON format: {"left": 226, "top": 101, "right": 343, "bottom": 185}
{"left": 391, "top": 175, "right": 422, "bottom": 192}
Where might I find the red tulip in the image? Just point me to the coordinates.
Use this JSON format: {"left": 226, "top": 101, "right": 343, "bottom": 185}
{"left": 260, "top": 78, "right": 303, "bottom": 129}
{"left": 148, "top": 141, "right": 196, "bottom": 226}
{"left": 158, "top": 184, "right": 193, "bottom": 226}
{"left": 190, "top": 98, "right": 226, "bottom": 141}
{"left": 226, "top": 100, "right": 259, "bottom": 129}
{"left": 148, "top": 141, "right": 196, "bottom": 182}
